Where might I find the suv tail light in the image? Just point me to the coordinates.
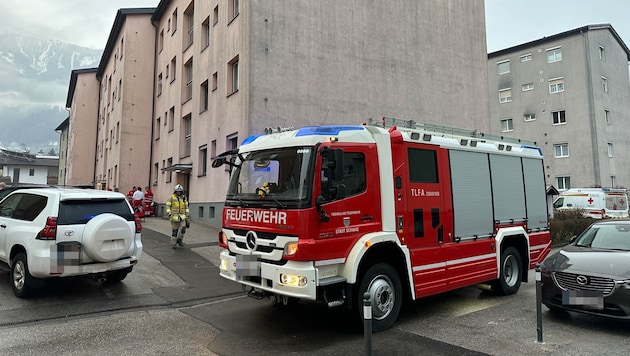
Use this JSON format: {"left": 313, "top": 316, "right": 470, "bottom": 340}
{"left": 36, "top": 217, "right": 57, "bottom": 240}
{"left": 134, "top": 215, "right": 142, "bottom": 233}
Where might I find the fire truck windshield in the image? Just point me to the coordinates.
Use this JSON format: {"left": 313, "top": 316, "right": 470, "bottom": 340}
{"left": 226, "top": 146, "right": 315, "bottom": 207}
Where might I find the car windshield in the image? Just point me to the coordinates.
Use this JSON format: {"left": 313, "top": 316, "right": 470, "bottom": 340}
{"left": 575, "top": 224, "right": 630, "bottom": 250}
{"left": 227, "top": 147, "right": 314, "bottom": 203}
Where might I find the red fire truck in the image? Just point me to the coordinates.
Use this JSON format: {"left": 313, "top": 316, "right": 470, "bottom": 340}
{"left": 212, "top": 117, "right": 552, "bottom": 331}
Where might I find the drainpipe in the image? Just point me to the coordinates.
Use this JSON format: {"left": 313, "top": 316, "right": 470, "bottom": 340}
{"left": 149, "top": 16, "right": 158, "bottom": 193}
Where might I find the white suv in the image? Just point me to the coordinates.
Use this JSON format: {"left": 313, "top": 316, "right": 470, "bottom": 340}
{"left": 0, "top": 187, "right": 143, "bottom": 297}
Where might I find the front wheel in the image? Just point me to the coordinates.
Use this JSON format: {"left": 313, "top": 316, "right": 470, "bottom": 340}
{"left": 357, "top": 263, "right": 403, "bottom": 332}
{"left": 11, "top": 253, "right": 35, "bottom": 298}
{"left": 492, "top": 246, "right": 522, "bottom": 295}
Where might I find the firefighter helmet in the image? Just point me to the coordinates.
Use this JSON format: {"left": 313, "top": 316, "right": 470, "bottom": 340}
{"left": 174, "top": 184, "right": 184, "bottom": 192}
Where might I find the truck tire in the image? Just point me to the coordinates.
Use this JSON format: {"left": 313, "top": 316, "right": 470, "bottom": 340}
{"left": 492, "top": 246, "right": 522, "bottom": 295}
{"left": 357, "top": 263, "right": 402, "bottom": 332}
{"left": 11, "top": 253, "right": 35, "bottom": 298}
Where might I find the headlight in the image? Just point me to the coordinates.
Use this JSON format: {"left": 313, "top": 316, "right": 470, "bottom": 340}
{"left": 280, "top": 273, "right": 308, "bottom": 287}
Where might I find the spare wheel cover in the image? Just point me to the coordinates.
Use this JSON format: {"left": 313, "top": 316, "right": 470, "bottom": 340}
{"left": 82, "top": 213, "right": 134, "bottom": 262}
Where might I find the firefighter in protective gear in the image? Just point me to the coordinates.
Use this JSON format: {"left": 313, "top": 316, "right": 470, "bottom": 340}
{"left": 165, "top": 184, "right": 190, "bottom": 248}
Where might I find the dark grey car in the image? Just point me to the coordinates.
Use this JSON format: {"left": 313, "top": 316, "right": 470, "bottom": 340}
{"left": 541, "top": 220, "right": 630, "bottom": 319}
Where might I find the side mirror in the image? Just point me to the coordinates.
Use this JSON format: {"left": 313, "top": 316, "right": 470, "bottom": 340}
{"left": 323, "top": 148, "right": 344, "bottom": 181}
{"left": 211, "top": 157, "right": 226, "bottom": 168}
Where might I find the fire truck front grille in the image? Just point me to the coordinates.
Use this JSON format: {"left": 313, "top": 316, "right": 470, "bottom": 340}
{"left": 233, "top": 229, "right": 278, "bottom": 240}
{"left": 234, "top": 241, "right": 275, "bottom": 253}
{"left": 552, "top": 272, "right": 616, "bottom": 296}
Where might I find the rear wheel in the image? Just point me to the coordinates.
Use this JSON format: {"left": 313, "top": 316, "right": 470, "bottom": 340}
{"left": 11, "top": 253, "right": 35, "bottom": 298}
{"left": 492, "top": 246, "right": 522, "bottom": 295}
{"left": 357, "top": 263, "right": 402, "bottom": 332}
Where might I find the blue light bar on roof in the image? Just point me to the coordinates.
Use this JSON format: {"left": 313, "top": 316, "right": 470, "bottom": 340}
{"left": 295, "top": 125, "right": 364, "bottom": 137}
{"left": 241, "top": 134, "right": 263, "bottom": 146}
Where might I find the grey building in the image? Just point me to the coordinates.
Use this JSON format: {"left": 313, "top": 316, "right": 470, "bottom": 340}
{"left": 488, "top": 24, "right": 630, "bottom": 190}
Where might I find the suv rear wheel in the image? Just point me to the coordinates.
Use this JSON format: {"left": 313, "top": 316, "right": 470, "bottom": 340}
{"left": 11, "top": 253, "right": 35, "bottom": 298}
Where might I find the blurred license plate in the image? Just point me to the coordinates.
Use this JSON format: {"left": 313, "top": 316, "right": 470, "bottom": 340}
{"left": 236, "top": 255, "right": 260, "bottom": 277}
{"left": 562, "top": 290, "right": 604, "bottom": 309}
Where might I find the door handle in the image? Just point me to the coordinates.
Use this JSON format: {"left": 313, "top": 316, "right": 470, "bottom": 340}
{"left": 0, "top": 224, "right": 6, "bottom": 228}
{"left": 360, "top": 215, "right": 374, "bottom": 221}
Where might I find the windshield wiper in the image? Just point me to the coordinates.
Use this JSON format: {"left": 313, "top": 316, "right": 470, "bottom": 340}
{"left": 262, "top": 198, "right": 286, "bottom": 209}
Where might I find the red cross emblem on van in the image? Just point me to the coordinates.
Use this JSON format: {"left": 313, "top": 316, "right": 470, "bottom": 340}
{"left": 587, "top": 198, "right": 594, "bottom": 204}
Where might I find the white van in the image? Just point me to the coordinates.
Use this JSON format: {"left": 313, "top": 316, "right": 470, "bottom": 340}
{"left": 553, "top": 188, "right": 629, "bottom": 219}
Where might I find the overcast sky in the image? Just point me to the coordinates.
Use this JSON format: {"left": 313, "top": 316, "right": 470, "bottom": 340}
{"left": 0, "top": 0, "right": 628, "bottom": 54}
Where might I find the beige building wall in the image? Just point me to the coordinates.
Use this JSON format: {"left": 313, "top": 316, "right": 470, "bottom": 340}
{"left": 55, "top": 118, "right": 69, "bottom": 185}
{"left": 150, "top": 0, "right": 489, "bottom": 225}
{"left": 95, "top": 9, "right": 155, "bottom": 192}
{"left": 62, "top": 68, "right": 99, "bottom": 186}
{"left": 488, "top": 25, "right": 630, "bottom": 189}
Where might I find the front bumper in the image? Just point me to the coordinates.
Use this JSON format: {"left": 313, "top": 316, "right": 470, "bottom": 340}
{"left": 219, "top": 249, "right": 318, "bottom": 300}
{"left": 541, "top": 271, "right": 630, "bottom": 319}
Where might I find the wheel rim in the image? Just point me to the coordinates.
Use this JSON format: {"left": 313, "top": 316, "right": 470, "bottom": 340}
{"left": 502, "top": 254, "right": 520, "bottom": 287}
{"left": 367, "top": 274, "right": 395, "bottom": 321}
{"left": 13, "top": 261, "right": 25, "bottom": 290}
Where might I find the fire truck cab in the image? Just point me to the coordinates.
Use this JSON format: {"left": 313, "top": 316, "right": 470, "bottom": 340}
{"left": 213, "top": 117, "right": 552, "bottom": 331}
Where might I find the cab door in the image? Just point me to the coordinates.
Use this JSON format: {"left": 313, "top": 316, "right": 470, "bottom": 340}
{"left": 315, "top": 144, "right": 382, "bottom": 262}
{"left": 395, "top": 145, "right": 452, "bottom": 297}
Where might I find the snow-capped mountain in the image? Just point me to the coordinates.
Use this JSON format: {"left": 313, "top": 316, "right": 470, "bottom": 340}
{"left": 0, "top": 32, "right": 102, "bottom": 153}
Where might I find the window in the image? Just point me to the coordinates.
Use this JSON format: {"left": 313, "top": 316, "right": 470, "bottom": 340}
{"left": 229, "top": 0, "right": 239, "bottom": 22}
{"left": 182, "top": 114, "right": 192, "bottom": 157}
{"left": 408, "top": 149, "right": 438, "bottom": 183}
{"left": 166, "top": 64, "right": 169, "bottom": 79}
{"left": 228, "top": 55, "right": 239, "bottom": 94}
{"left": 547, "top": 47, "right": 562, "bottom": 63}
{"left": 226, "top": 133, "right": 238, "bottom": 171}
{"left": 166, "top": 158, "right": 173, "bottom": 183}
{"left": 184, "top": 4, "right": 194, "bottom": 48}
{"left": 29, "top": 169, "right": 35, "bottom": 176}
{"left": 499, "top": 88, "right": 512, "bottom": 103}
{"left": 202, "top": 17, "right": 210, "bottom": 49}
{"left": 157, "top": 73, "right": 163, "bottom": 96}
{"left": 604, "top": 109, "right": 611, "bottom": 124}
{"left": 521, "top": 83, "right": 534, "bottom": 91}
{"left": 520, "top": 53, "right": 532, "bottom": 62}
{"left": 608, "top": 143, "right": 614, "bottom": 157}
{"left": 524, "top": 113, "right": 536, "bottom": 122}
{"left": 159, "top": 30, "right": 164, "bottom": 52}
{"left": 184, "top": 59, "right": 193, "bottom": 101}
{"left": 199, "top": 145, "right": 208, "bottom": 176}
{"left": 599, "top": 45, "right": 606, "bottom": 61}
{"left": 602, "top": 77, "right": 608, "bottom": 92}
{"left": 212, "top": 72, "right": 218, "bottom": 91}
{"left": 155, "top": 117, "right": 161, "bottom": 140}
{"left": 549, "top": 77, "right": 564, "bottom": 93}
{"left": 213, "top": 5, "right": 219, "bottom": 25}
{"left": 154, "top": 163, "right": 159, "bottom": 185}
{"left": 169, "top": 106, "right": 175, "bottom": 131}
{"left": 554, "top": 143, "right": 569, "bottom": 158}
{"left": 118, "top": 79, "right": 122, "bottom": 101}
{"left": 557, "top": 176, "right": 570, "bottom": 190}
{"left": 321, "top": 152, "right": 367, "bottom": 199}
{"left": 211, "top": 140, "right": 217, "bottom": 159}
{"left": 500, "top": 118, "right": 513, "bottom": 132}
{"left": 552, "top": 110, "right": 566, "bottom": 125}
{"left": 200, "top": 80, "right": 209, "bottom": 112}
{"left": 497, "top": 60, "right": 510, "bottom": 75}
{"left": 170, "top": 56, "right": 177, "bottom": 82}
{"left": 611, "top": 176, "right": 616, "bottom": 188}
{"left": 172, "top": 9, "right": 178, "bottom": 34}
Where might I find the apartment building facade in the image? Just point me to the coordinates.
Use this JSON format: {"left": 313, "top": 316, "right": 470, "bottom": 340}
{"left": 488, "top": 24, "right": 630, "bottom": 190}
{"left": 151, "top": 0, "right": 490, "bottom": 225}
{"left": 59, "top": 68, "right": 99, "bottom": 186}
{"left": 93, "top": 8, "right": 156, "bottom": 192}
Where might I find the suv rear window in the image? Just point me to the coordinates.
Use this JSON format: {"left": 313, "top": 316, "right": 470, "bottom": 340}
{"left": 57, "top": 199, "right": 134, "bottom": 225}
